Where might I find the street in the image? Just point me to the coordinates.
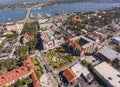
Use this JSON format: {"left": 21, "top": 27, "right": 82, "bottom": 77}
{"left": 36, "top": 50, "right": 61, "bottom": 87}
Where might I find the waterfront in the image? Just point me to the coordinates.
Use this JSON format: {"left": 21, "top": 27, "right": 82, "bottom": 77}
{"left": 0, "top": 1, "right": 120, "bottom": 87}
{"left": 31, "top": 3, "right": 120, "bottom": 17}
{"left": 0, "top": 0, "right": 48, "bottom": 5}
{"left": 0, "top": 3, "right": 120, "bottom": 23}
{"left": 0, "top": 9, "right": 26, "bottom": 23}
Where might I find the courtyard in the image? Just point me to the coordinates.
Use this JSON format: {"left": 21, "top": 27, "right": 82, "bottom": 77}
{"left": 46, "top": 47, "right": 78, "bottom": 70}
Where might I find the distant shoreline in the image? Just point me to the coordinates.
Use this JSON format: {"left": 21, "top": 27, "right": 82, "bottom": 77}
{"left": 0, "top": 1, "right": 119, "bottom": 10}
{"left": 0, "top": 2, "right": 120, "bottom": 24}
{"left": 0, "top": 1, "right": 69, "bottom": 10}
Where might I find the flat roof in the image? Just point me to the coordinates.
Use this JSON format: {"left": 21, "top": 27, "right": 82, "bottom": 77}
{"left": 81, "top": 36, "right": 94, "bottom": 49}
{"left": 114, "top": 37, "right": 120, "bottom": 41}
{"left": 70, "top": 36, "right": 94, "bottom": 49}
{"left": 99, "top": 46, "right": 120, "bottom": 61}
{"left": 71, "top": 62, "right": 90, "bottom": 77}
{"left": 85, "top": 56, "right": 96, "bottom": 64}
{"left": 41, "top": 29, "right": 54, "bottom": 42}
{"left": 86, "top": 34, "right": 99, "bottom": 41}
{"left": 94, "top": 62, "right": 120, "bottom": 87}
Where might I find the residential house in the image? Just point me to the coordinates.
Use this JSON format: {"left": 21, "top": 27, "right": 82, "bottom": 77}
{"left": 5, "top": 22, "right": 18, "bottom": 31}
{"left": 3, "top": 30, "right": 16, "bottom": 35}
{"left": 4, "top": 22, "right": 23, "bottom": 34}
{"left": 22, "top": 33, "right": 34, "bottom": 44}
{"left": 91, "top": 31, "right": 108, "bottom": 41}
{"left": 72, "top": 17, "right": 83, "bottom": 22}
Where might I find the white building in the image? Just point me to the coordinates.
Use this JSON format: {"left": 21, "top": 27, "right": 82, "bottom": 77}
{"left": 97, "top": 46, "right": 120, "bottom": 62}
{"left": 5, "top": 22, "right": 18, "bottom": 31}
{"left": 112, "top": 37, "right": 120, "bottom": 45}
{"left": 0, "top": 37, "right": 6, "bottom": 44}
{"left": 94, "top": 62, "right": 120, "bottom": 87}
{"left": 0, "top": 53, "right": 10, "bottom": 60}
{"left": 71, "top": 62, "right": 94, "bottom": 83}
{"left": 41, "top": 29, "right": 64, "bottom": 51}
{"left": 38, "top": 19, "right": 48, "bottom": 24}
{"left": 5, "top": 22, "right": 24, "bottom": 34}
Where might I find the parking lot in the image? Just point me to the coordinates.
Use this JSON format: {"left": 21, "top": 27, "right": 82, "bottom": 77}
{"left": 40, "top": 73, "right": 54, "bottom": 87}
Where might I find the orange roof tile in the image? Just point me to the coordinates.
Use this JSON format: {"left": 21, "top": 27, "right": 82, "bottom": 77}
{"left": 71, "top": 79, "right": 78, "bottom": 85}
{"left": 0, "top": 66, "right": 31, "bottom": 85}
{"left": 91, "top": 32, "right": 108, "bottom": 39}
{"left": 73, "top": 18, "right": 82, "bottom": 22}
{"left": 4, "top": 30, "right": 16, "bottom": 33}
{"left": 40, "top": 32, "right": 43, "bottom": 36}
{"left": 42, "top": 39, "right": 47, "bottom": 44}
{"left": 22, "top": 58, "right": 34, "bottom": 69}
{"left": 31, "top": 72, "right": 40, "bottom": 87}
{"left": 0, "top": 58, "right": 33, "bottom": 86}
{"left": 24, "top": 33, "right": 34, "bottom": 40}
{"left": 68, "top": 40, "right": 81, "bottom": 50}
{"left": 63, "top": 68, "right": 76, "bottom": 81}
{"left": 6, "top": 22, "right": 17, "bottom": 26}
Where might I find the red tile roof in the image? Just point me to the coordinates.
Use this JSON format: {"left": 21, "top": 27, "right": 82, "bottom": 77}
{"left": 31, "top": 72, "right": 40, "bottom": 87}
{"left": 109, "top": 24, "right": 116, "bottom": 27}
{"left": 40, "top": 32, "right": 43, "bottom": 36}
{"left": 6, "top": 22, "right": 17, "bottom": 26}
{"left": 71, "top": 79, "right": 78, "bottom": 85}
{"left": 91, "top": 32, "right": 108, "bottom": 40}
{"left": 63, "top": 68, "right": 76, "bottom": 82}
{"left": 0, "top": 58, "right": 34, "bottom": 86}
{"left": 68, "top": 40, "right": 81, "bottom": 50}
{"left": 0, "top": 66, "right": 31, "bottom": 85}
{"left": 22, "top": 58, "right": 34, "bottom": 69}
{"left": 23, "top": 33, "right": 34, "bottom": 40}
{"left": 73, "top": 18, "right": 82, "bottom": 22}
{"left": 4, "top": 30, "right": 16, "bottom": 33}
{"left": 42, "top": 39, "right": 47, "bottom": 44}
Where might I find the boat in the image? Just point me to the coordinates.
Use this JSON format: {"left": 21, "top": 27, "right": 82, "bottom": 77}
{"left": 38, "top": 7, "right": 41, "bottom": 10}
{"left": 8, "top": 18, "right": 11, "bottom": 21}
{"left": 30, "top": 13, "right": 34, "bottom": 18}
{"left": 46, "top": 13, "right": 51, "bottom": 17}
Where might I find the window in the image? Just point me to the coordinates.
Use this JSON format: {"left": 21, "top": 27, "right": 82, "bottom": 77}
{"left": 118, "top": 81, "right": 120, "bottom": 83}
{"left": 117, "top": 74, "right": 120, "bottom": 77}
{"left": 108, "top": 77, "right": 112, "bottom": 80}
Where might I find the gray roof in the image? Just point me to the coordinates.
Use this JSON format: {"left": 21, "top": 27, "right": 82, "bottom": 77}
{"left": 81, "top": 36, "right": 94, "bottom": 49}
{"left": 99, "top": 46, "right": 120, "bottom": 61}
{"left": 94, "top": 62, "right": 120, "bottom": 87}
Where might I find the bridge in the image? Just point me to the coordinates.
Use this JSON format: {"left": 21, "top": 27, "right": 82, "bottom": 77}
{"left": 23, "top": 8, "right": 31, "bottom": 23}
{"left": 23, "top": 3, "right": 44, "bottom": 23}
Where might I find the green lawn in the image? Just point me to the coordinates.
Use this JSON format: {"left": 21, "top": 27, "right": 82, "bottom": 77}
{"left": 46, "top": 47, "right": 78, "bottom": 70}
{"left": 32, "top": 59, "right": 43, "bottom": 79}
